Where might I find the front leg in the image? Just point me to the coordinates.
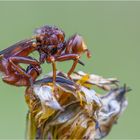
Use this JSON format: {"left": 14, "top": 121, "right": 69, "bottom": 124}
{"left": 8, "top": 56, "right": 41, "bottom": 86}
{"left": 46, "top": 56, "right": 57, "bottom": 87}
{"left": 46, "top": 54, "right": 80, "bottom": 93}
{"left": 55, "top": 54, "right": 80, "bottom": 78}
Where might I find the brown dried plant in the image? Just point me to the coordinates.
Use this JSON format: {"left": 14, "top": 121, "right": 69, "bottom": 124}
{"left": 25, "top": 71, "right": 130, "bottom": 140}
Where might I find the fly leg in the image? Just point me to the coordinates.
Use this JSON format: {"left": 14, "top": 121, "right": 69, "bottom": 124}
{"left": 46, "top": 54, "right": 81, "bottom": 93}
{"left": 8, "top": 56, "right": 41, "bottom": 86}
{"left": 53, "top": 54, "right": 81, "bottom": 91}
{"left": 54, "top": 54, "right": 80, "bottom": 79}
{"left": 47, "top": 56, "right": 58, "bottom": 93}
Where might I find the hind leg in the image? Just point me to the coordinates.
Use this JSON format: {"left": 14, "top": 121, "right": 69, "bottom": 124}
{"left": 3, "top": 64, "right": 41, "bottom": 86}
{"left": 2, "top": 74, "right": 19, "bottom": 86}
{"left": 8, "top": 56, "right": 41, "bottom": 86}
{"left": 15, "top": 65, "right": 42, "bottom": 86}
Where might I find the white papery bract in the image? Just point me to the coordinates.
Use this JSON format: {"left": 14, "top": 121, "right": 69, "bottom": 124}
{"left": 81, "top": 86, "right": 102, "bottom": 106}
{"left": 34, "top": 85, "right": 63, "bottom": 110}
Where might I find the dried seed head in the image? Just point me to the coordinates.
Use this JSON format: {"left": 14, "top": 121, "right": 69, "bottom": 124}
{"left": 25, "top": 71, "right": 130, "bottom": 140}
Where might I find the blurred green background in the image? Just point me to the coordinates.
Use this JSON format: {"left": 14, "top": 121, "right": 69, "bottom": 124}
{"left": 0, "top": 1, "right": 139, "bottom": 139}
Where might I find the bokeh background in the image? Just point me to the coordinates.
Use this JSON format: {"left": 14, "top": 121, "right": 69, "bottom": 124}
{"left": 0, "top": 1, "right": 139, "bottom": 139}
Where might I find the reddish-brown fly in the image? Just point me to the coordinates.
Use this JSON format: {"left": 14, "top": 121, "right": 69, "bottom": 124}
{"left": 0, "top": 25, "right": 91, "bottom": 86}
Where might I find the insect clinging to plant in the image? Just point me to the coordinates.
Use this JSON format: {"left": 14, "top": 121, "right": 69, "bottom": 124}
{"left": 0, "top": 25, "right": 91, "bottom": 86}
